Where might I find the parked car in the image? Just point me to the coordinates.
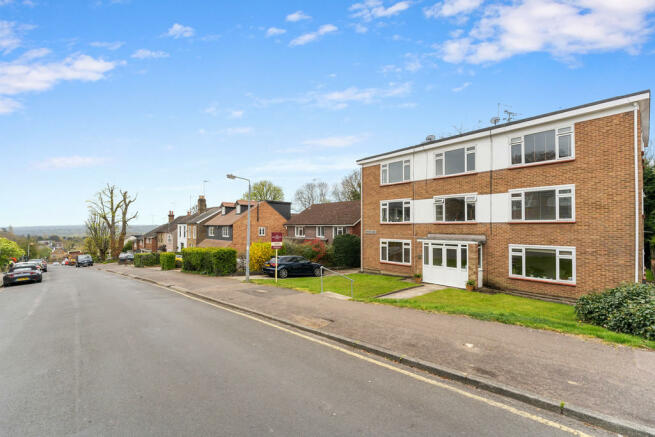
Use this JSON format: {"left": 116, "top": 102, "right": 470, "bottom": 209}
{"left": 52, "top": 262, "right": 60, "bottom": 266}
{"left": 29, "top": 259, "right": 47, "bottom": 272}
{"left": 262, "top": 256, "right": 322, "bottom": 279}
{"left": 77, "top": 254, "right": 94, "bottom": 267}
{"left": 118, "top": 252, "right": 134, "bottom": 264}
{"left": 63, "top": 259, "right": 69, "bottom": 266}
{"left": 3, "top": 263, "right": 42, "bottom": 286}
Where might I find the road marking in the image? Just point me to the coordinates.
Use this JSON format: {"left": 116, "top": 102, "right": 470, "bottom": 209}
{"left": 142, "top": 278, "right": 591, "bottom": 436}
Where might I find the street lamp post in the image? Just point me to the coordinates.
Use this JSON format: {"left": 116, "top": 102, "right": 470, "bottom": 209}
{"left": 227, "top": 173, "right": 251, "bottom": 281}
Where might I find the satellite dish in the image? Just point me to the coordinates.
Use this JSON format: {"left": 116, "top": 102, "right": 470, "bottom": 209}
{"left": 425, "top": 134, "right": 436, "bottom": 142}
{"left": 490, "top": 116, "right": 500, "bottom": 125}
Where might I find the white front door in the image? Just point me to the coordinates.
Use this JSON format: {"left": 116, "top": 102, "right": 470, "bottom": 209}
{"left": 422, "top": 241, "right": 469, "bottom": 288}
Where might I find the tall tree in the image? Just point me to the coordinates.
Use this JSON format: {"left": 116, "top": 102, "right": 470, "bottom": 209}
{"left": 294, "top": 180, "right": 330, "bottom": 210}
{"left": 0, "top": 237, "right": 24, "bottom": 270}
{"left": 117, "top": 190, "right": 138, "bottom": 256}
{"left": 243, "top": 180, "right": 284, "bottom": 201}
{"left": 85, "top": 211, "right": 111, "bottom": 260}
{"left": 332, "top": 170, "right": 361, "bottom": 201}
{"left": 88, "top": 184, "right": 137, "bottom": 259}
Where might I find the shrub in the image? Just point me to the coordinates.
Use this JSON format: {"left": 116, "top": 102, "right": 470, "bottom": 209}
{"left": 181, "top": 247, "right": 237, "bottom": 276}
{"left": 134, "top": 252, "right": 160, "bottom": 267}
{"left": 250, "top": 242, "right": 274, "bottom": 272}
{"left": 160, "top": 253, "right": 176, "bottom": 270}
{"left": 575, "top": 283, "right": 655, "bottom": 340}
{"left": 333, "top": 234, "right": 360, "bottom": 267}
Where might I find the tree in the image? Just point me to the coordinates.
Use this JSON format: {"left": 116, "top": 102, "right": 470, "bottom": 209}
{"left": 332, "top": 170, "right": 361, "bottom": 201}
{"left": 0, "top": 237, "right": 24, "bottom": 270}
{"left": 123, "top": 240, "right": 133, "bottom": 251}
{"left": 294, "top": 180, "right": 330, "bottom": 210}
{"left": 85, "top": 211, "right": 111, "bottom": 261}
{"left": 644, "top": 158, "right": 655, "bottom": 270}
{"left": 244, "top": 180, "right": 284, "bottom": 201}
{"left": 117, "top": 189, "right": 138, "bottom": 256}
{"left": 87, "top": 184, "right": 137, "bottom": 259}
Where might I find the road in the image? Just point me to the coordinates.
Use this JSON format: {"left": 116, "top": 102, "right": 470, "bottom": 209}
{"left": 0, "top": 266, "right": 609, "bottom": 436}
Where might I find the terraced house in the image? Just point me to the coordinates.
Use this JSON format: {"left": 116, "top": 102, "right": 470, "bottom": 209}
{"left": 357, "top": 91, "right": 650, "bottom": 299}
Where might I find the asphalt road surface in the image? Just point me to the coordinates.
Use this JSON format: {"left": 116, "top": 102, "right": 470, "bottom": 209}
{"left": 0, "top": 266, "right": 610, "bottom": 436}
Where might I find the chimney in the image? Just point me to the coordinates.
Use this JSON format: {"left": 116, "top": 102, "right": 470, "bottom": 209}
{"left": 168, "top": 211, "right": 174, "bottom": 223}
{"left": 197, "top": 195, "right": 207, "bottom": 213}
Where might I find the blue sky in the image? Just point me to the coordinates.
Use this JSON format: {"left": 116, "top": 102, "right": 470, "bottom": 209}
{"left": 1, "top": 0, "right": 654, "bottom": 226}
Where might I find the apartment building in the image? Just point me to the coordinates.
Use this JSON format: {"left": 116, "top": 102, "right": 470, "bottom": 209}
{"left": 357, "top": 91, "right": 650, "bottom": 299}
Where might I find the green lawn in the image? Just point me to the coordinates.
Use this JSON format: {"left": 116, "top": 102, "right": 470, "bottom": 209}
{"left": 251, "top": 273, "right": 413, "bottom": 299}
{"left": 646, "top": 269, "right": 654, "bottom": 282}
{"left": 368, "top": 288, "right": 655, "bottom": 349}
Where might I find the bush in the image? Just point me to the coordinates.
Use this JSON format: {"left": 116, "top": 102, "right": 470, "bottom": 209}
{"left": 160, "top": 253, "right": 176, "bottom": 270}
{"left": 333, "top": 234, "right": 360, "bottom": 267}
{"left": 181, "top": 247, "right": 237, "bottom": 276}
{"left": 250, "top": 242, "right": 274, "bottom": 272}
{"left": 575, "top": 283, "right": 655, "bottom": 340}
{"left": 134, "top": 252, "right": 160, "bottom": 267}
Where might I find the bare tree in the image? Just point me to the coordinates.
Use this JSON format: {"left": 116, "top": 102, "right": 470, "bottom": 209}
{"left": 332, "top": 170, "right": 361, "bottom": 201}
{"left": 117, "top": 190, "right": 138, "bottom": 256}
{"left": 85, "top": 212, "right": 110, "bottom": 261}
{"left": 294, "top": 180, "right": 330, "bottom": 210}
{"left": 87, "top": 184, "right": 138, "bottom": 259}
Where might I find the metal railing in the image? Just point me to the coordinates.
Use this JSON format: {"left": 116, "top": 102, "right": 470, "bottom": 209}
{"left": 320, "top": 266, "right": 354, "bottom": 298}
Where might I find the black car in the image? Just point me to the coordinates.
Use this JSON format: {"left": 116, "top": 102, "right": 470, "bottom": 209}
{"left": 262, "top": 256, "right": 322, "bottom": 279}
{"left": 29, "top": 259, "right": 47, "bottom": 272}
{"left": 77, "top": 254, "right": 94, "bottom": 267}
{"left": 3, "top": 263, "right": 42, "bottom": 286}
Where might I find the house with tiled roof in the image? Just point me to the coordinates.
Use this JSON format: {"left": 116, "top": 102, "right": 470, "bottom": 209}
{"left": 284, "top": 200, "right": 361, "bottom": 244}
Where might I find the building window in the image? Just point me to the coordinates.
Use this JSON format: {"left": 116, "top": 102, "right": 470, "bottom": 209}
{"left": 222, "top": 227, "right": 229, "bottom": 238}
{"left": 193, "top": 227, "right": 196, "bottom": 239}
{"left": 434, "top": 195, "right": 476, "bottom": 222}
{"left": 179, "top": 227, "right": 181, "bottom": 237}
{"left": 435, "top": 146, "right": 475, "bottom": 177}
{"left": 381, "top": 199, "right": 411, "bottom": 223}
{"left": 221, "top": 206, "right": 226, "bottom": 215}
{"left": 258, "top": 227, "right": 266, "bottom": 237}
{"left": 510, "top": 185, "right": 574, "bottom": 221}
{"left": 511, "top": 127, "right": 573, "bottom": 166}
{"left": 509, "top": 245, "right": 575, "bottom": 283}
{"left": 381, "top": 159, "right": 411, "bottom": 184}
{"left": 208, "top": 227, "right": 215, "bottom": 237}
{"left": 335, "top": 226, "right": 345, "bottom": 236}
{"left": 168, "top": 235, "right": 172, "bottom": 242}
{"left": 295, "top": 226, "right": 305, "bottom": 237}
{"left": 380, "top": 240, "right": 411, "bottom": 265}
{"left": 316, "top": 226, "right": 325, "bottom": 238}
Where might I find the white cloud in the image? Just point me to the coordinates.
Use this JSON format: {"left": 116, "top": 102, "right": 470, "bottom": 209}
{"left": 204, "top": 104, "right": 218, "bottom": 116}
{"left": 229, "top": 109, "right": 244, "bottom": 119}
{"left": 290, "top": 24, "right": 338, "bottom": 46}
{"left": 286, "top": 10, "right": 311, "bottom": 22}
{"left": 404, "top": 53, "right": 422, "bottom": 72}
{"left": 438, "top": 0, "right": 655, "bottom": 64}
{"left": 165, "top": 23, "right": 195, "bottom": 39}
{"left": 350, "top": 0, "right": 411, "bottom": 22}
{"left": 250, "top": 156, "right": 357, "bottom": 174}
{"left": 90, "top": 41, "right": 124, "bottom": 50}
{"left": 354, "top": 23, "right": 369, "bottom": 33}
{"left": 452, "top": 81, "right": 471, "bottom": 92}
{"left": 424, "top": 0, "right": 482, "bottom": 18}
{"left": 266, "top": 27, "right": 286, "bottom": 37}
{"left": 0, "top": 96, "right": 20, "bottom": 113}
{"left": 302, "top": 135, "right": 367, "bottom": 148}
{"left": 131, "top": 49, "right": 169, "bottom": 59}
{"left": 36, "top": 156, "right": 108, "bottom": 169}
{"left": 198, "top": 126, "right": 253, "bottom": 135}
{"left": 0, "top": 21, "right": 21, "bottom": 53}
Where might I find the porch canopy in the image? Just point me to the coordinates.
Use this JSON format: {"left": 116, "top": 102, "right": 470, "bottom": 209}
{"left": 419, "top": 234, "right": 486, "bottom": 244}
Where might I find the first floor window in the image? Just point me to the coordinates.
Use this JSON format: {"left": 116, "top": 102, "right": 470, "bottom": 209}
{"left": 511, "top": 127, "right": 573, "bottom": 166}
{"left": 335, "top": 226, "right": 345, "bottom": 236}
{"left": 258, "top": 227, "right": 266, "bottom": 236}
{"left": 510, "top": 186, "right": 574, "bottom": 221}
{"left": 316, "top": 226, "right": 325, "bottom": 238}
{"left": 434, "top": 195, "right": 476, "bottom": 222}
{"left": 208, "top": 227, "right": 215, "bottom": 237}
{"left": 381, "top": 159, "right": 411, "bottom": 184}
{"left": 381, "top": 200, "right": 411, "bottom": 223}
{"left": 509, "top": 245, "right": 575, "bottom": 283}
{"left": 380, "top": 240, "right": 411, "bottom": 264}
{"left": 435, "top": 146, "right": 475, "bottom": 177}
{"left": 222, "top": 227, "right": 229, "bottom": 238}
{"left": 295, "top": 226, "right": 304, "bottom": 237}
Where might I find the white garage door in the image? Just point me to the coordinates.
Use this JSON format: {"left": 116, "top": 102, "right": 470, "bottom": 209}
{"left": 422, "top": 242, "right": 469, "bottom": 288}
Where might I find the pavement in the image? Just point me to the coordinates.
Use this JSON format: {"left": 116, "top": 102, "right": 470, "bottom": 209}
{"left": 94, "top": 263, "right": 655, "bottom": 434}
{"left": 0, "top": 265, "right": 613, "bottom": 436}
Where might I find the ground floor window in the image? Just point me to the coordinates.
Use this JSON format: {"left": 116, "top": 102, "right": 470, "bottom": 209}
{"left": 423, "top": 242, "right": 467, "bottom": 270}
{"left": 509, "top": 245, "right": 575, "bottom": 283}
{"left": 380, "top": 240, "right": 411, "bottom": 265}
{"left": 258, "top": 227, "right": 266, "bottom": 236}
{"left": 335, "top": 226, "right": 345, "bottom": 236}
{"left": 316, "top": 226, "right": 325, "bottom": 238}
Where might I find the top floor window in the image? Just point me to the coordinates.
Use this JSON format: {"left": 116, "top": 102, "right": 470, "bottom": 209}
{"left": 511, "top": 127, "right": 572, "bottom": 166}
{"left": 435, "top": 146, "right": 475, "bottom": 177}
{"left": 381, "top": 159, "right": 410, "bottom": 184}
{"left": 381, "top": 200, "right": 411, "bottom": 223}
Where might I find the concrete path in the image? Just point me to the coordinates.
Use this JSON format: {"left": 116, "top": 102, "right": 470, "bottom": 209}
{"left": 378, "top": 283, "right": 448, "bottom": 299}
{"left": 95, "top": 264, "right": 655, "bottom": 431}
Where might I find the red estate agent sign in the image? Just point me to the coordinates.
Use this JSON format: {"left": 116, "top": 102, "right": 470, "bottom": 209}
{"left": 271, "top": 232, "right": 283, "bottom": 250}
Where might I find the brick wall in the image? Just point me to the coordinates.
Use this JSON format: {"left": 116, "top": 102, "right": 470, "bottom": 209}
{"left": 231, "top": 202, "right": 289, "bottom": 255}
{"left": 361, "top": 110, "right": 644, "bottom": 298}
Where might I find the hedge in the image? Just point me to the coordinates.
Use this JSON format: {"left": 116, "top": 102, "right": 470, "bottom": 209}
{"left": 181, "top": 247, "right": 237, "bottom": 276}
{"left": 333, "top": 234, "right": 360, "bottom": 267}
{"left": 250, "top": 242, "right": 274, "bottom": 272}
{"left": 134, "top": 252, "right": 160, "bottom": 267}
{"left": 160, "top": 253, "right": 176, "bottom": 270}
{"left": 575, "top": 283, "right": 655, "bottom": 340}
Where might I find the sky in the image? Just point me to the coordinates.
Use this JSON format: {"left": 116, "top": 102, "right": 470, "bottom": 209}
{"left": 1, "top": 0, "right": 654, "bottom": 226}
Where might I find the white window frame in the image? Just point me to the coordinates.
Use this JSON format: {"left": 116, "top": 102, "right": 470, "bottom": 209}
{"left": 221, "top": 206, "right": 226, "bottom": 215}
{"left": 208, "top": 227, "right": 215, "bottom": 237}
{"left": 168, "top": 234, "right": 172, "bottom": 242}
{"left": 380, "top": 158, "right": 411, "bottom": 185}
{"left": 433, "top": 193, "right": 477, "bottom": 222}
{"left": 380, "top": 199, "right": 412, "bottom": 223}
{"left": 510, "top": 126, "right": 574, "bottom": 166}
{"left": 434, "top": 145, "right": 476, "bottom": 178}
{"left": 508, "top": 244, "right": 576, "bottom": 284}
{"left": 222, "top": 227, "right": 229, "bottom": 238}
{"left": 316, "top": 226, "right": 325, "bottom": 238}
{"left": 335, "top": 226, "right": 345, "bottom": 236}
{"left": 193, "top": 226, "right": 196, "bottom": 239}
{"left": 380, "top": 239, "right": 412, "bottom": 265}
{"left": 509, "top": 185, "right": 575, "bottom": 222}
{"left": 295, "top": 226, "right": 305, "bottom": 237}
{"left": 258, "top": 226, "right": 266, "bottom": 237}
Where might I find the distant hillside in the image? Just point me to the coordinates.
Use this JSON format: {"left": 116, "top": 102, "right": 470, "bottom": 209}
{"left": 7, "top": 225, "right": 157, "bottom": 237}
